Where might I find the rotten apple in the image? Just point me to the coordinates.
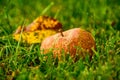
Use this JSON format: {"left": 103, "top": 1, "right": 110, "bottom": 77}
{"left": 40, "top": 28, "right": 96, "bottom": 60}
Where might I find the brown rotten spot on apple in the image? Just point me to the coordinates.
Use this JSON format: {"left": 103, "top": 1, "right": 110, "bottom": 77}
{"left": 40, "top": 28, "right": 96, "bottom": 61}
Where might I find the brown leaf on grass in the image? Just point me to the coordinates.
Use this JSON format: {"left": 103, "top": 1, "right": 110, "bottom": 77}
{"left": 13, "top": 16, "right": 62, "bottom": 44}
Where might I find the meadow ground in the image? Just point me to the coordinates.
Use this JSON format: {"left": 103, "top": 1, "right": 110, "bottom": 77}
{"left": 0, "top": 0, "right": 120, "bottom": 80}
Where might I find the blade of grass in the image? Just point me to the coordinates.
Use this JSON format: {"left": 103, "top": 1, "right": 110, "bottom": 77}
{"left": 40, "top": 2, "right": 54, "bottom": 15}
{"left": 54, "top": 8, "right": 61, "bottom": 19}
{"left": 10, "top": 20, "right": 26, "bottom": 67}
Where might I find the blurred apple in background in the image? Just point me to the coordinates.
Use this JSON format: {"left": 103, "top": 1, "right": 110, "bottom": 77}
{"left": 40, "top": 28, "right": 96, "bottom": 61}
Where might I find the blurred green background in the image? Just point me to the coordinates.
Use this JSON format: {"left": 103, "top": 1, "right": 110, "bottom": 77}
{"left": 0, "top": 0, "right": 120, "bottom": 32}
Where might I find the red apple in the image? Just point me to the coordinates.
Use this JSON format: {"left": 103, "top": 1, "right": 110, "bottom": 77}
{"left": 40, "top": 28, "right": 96, "bottom": 60}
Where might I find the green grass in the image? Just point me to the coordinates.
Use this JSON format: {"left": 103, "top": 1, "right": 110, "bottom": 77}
{"left": 0, "top": 0, "right": 120, "bottom": 80}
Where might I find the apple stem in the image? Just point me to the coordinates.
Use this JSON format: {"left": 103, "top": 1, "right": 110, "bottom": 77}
{"left": 61, "top": 31, "right": 64, "bottom": 37}
{"left": 59, "top": 29, "right": 64, "bottom": 37}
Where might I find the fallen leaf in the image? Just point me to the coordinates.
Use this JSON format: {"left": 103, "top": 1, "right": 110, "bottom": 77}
{"left": 13, "top": 16, "right": 62, "bottom": 44}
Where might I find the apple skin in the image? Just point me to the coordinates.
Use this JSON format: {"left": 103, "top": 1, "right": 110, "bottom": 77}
{"left": 40, "top": 28, "right": 96, "bottom": 60}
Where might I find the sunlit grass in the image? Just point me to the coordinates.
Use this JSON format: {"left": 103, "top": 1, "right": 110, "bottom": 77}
{"left": 0, "top": 0, "right": 120, "bottom": 80}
